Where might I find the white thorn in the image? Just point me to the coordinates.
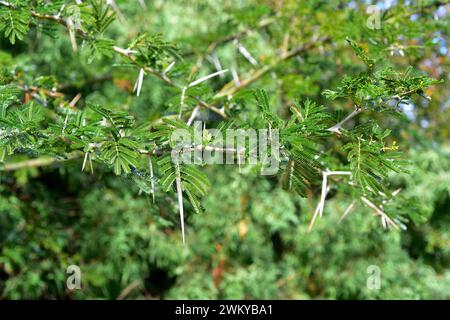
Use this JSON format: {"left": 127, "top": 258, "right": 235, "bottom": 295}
{"left": 309, "top": 171, "right": 352, "bottom": 231}
{"left": 148, "top": 156, "right": 155, "bottom": 203}
{"left": 360, "top": 196, "right": 399, "bottom": 230}
{"left": 62, "top": 113, "right": 69, "bottom": 134}
{"left": 235, "top": 40, "right": 258, "bottom": 66}
{"left": 138, "top": 0, "right": 147, "bottom": 9}
{"left": 338, "top": 200, "right": 356, "bottom": 224}
{"left": 89, "top": 152, "right": 93, "bottom": 174}
{"left": 187, "top": 106, "right": 200, "bottom": 126}
{"left": 188, "top": 70, "right": 228, "bottom": 87}
{"left": 106, "top": 0, "right": 127, "bottom": 24}
{"left": 231, "top": 67, "right": 240, "bottom": 86}
{"left": 67, "top": 18, "right": 78, "bottom": 52}
{"left": 56, "top": 4, "right": 66, "bottom": 19}
{"left": 207, "top": 53, "right": 224, "bottom": 75}
{"left": 175, "top": 165, "right": 185, "bottom": 244}
{"left": 133, "top": 68, "right": 145, "bottom": 97}
{"left": 82, "top": 152, "right": 88, "bottom": 172}
{"left": 69, "top": 93, "right": 82, "bottom": 107}
{"left": 179, "top": 86, "right": 187, "bottom": 119}
{"left": 163, "top": 61, "right": 176, "bottom": 75}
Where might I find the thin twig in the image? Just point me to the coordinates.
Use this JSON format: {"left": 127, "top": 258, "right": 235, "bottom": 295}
{"left": 116, "top": 280, "right": 141, "bottom": 300}
{"left": 338, "top": 200, "right": 356, "bottom": 224}
{"left": 3, "top": 152, "right": 83, "bottom": 171}
{"left": 360, "top": 196, "right": 399, "bottom": 230}
{"left": 187, "top": 106, "right": 200, "bottom": 126}
{"left": 327, "top": 106, "right": 363, "bottom": 134}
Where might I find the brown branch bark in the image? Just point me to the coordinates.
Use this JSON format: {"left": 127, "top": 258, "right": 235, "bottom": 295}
{"left": 2, "top": 152, "right": 83, "bottom": 171}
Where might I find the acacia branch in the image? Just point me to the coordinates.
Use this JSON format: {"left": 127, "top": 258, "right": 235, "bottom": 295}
{"left": 326, "top": 84, "right": 432, "bottom": 134}
{"left": 214, "top": 37, "right": 331, "bottom": 99}
{"left": 360, "top": 196, "right": 399, "bottom": 230}
{"left": 1, "top": 143, "right": 240, "bottom": 172}
{"left": 116, "top": 280, "right": 141, "bottom": 300}
{"left": 5, "top": 2, "right": 330, "bottom": 120}
{"left": 112, "top": 46, "right": 227, "bottom": 119}
{"left": 0, "top": 0, "right": 227, "bottom": 119}
{"left": 186, "top": 16, "right": 275, "bottom": 80}
{"left": 338, "top": 200, "right": 356, "bottom": 224}
{"left": 327, "top": 106, "right": 364, "bottom": 133}
{"left": 2, "top": 152, "right": 83, "bottom": 171}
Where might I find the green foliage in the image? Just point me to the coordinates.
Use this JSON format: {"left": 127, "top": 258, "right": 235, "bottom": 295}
{"left": 0, "top": 0, "right": 448, "bottom": 299}
{"left": 254, "top": 89, "right": 284, "bottom": 129}
{"left": 343, "top": 124, "right": 406, "bottom": 195}
{"left": 0, "top": 5, "right": 30, "bottom": 44}
{"left": 100, "top": 138, "right": 140, "bottom": 175}
{"left": 322, "top": 45, "right": 440, "bottom": 108}
{"left": 279, "top": 99, "right": 332, "bottom": 196}
{"left": 158, "top": 155, "right": 210, "bottom": 214}
{"left": 89, "top": 0, "right": 115, "bottom": 34}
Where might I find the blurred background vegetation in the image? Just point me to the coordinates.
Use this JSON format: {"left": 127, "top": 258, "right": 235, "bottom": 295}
{"left": 0, "top": 0, "right": 449, "bottom": 299}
